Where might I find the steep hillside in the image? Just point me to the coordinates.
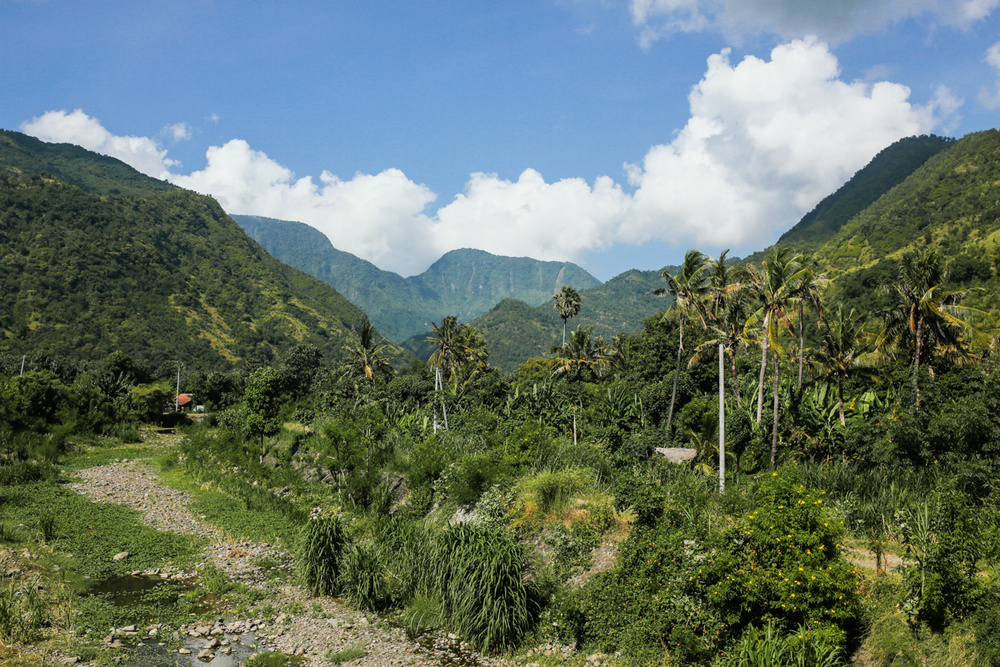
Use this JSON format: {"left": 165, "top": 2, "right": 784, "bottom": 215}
{"left": 234, "top": 214, "right": 601, "bottom": 341}
{"left": 0, "top": 130, "right": 175, "bottom": 198}
{"left": 801, "top": 129, "right": 1000, "bottom": 313}
{"left": 0, "top": 133, "right": 403, "bottom": 370}
{"left": 777, "top": 134, "right": 954, "bottom": 250}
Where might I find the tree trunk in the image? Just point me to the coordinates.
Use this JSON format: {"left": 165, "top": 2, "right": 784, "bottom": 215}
{"left": 666, "top": 317, "right": 685, "bottom": 434}
{"left": 731, "top": 351, "right": 741, "bottom": 403}
{"left": 562, "top": 317, "right": 567, "bottom": 347}
{"left": 770, "top": 353, "right": 780, "bottom": 469}
{"left": 798, "top": 302, "right": 805, "bottom": 388}
{"left": 837, "top": 373, "right": 846, "bottom": 426}
{"left": 913, "top": 314, "right": 924, "bottom": 410}
{"left": 756, "top": 312, "right": 771, "bottom": 424}
{"left": 719, "top": 342, "right": 725, "bottom": 495}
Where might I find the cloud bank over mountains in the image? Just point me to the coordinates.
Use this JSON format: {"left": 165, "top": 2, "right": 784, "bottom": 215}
{"left": 23, "top": 40, "right": 950, "bottom": 276}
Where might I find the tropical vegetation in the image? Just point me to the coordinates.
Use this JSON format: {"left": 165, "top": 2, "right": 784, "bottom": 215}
{"left": 6, "top": 128, "right": 1000, "bottom": 666}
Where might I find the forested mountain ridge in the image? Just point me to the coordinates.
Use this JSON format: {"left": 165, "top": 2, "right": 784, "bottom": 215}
{"left": 775, "top": 134, "right": 955, "bottom": 250}
{"left": 0, "top": 132, "right": 403, "bottom": 370}
{"left": 0, "top": 130, "right": 176, "bottom": 198}
{"left": 807, "top": 129, "right": 1000, "bottom": 311}
{"left": 457, "top": 268, "right": 675, "bottom": 373}
{"left": 234, "top": 214, "right": 601, "bottom": 342}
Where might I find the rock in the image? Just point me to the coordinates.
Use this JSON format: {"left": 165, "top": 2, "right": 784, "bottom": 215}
{"left": 653, "top": 447, "right": 698, "bottom": 463}
{"left": 112, "top": 551, "right": 129, "bottom": 561}
{"left": 178, "top": 648, "right": 191, "bottom": 655}
{"left": 198, "top": 649, "right": 214, "bottom": 659}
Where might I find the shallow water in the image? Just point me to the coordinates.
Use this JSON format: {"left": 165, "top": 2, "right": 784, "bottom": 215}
{"left": 79, "top": 574, "right": 299, "bottom": 666}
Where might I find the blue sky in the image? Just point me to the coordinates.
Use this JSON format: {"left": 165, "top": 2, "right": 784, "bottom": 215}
{"left": 3, "top": 1, "right": 999, "bottom": 280}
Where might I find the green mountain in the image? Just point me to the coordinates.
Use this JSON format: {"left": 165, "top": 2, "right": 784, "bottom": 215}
{"left": 805, "top": 129, "right": 1000, "bottom": 311}
{"left": 0, "top": 130, "right": 401, "bottom": 370}
{"left": 448, "top": 268, "right": 674, "bottom": 374}
{"left": 777, "top": 135, "right": 955, "bottom": 250}
{"left": 233, "top": 214, "right": 602, "bottom": 341}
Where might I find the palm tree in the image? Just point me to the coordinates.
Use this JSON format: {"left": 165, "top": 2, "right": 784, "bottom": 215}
{"left": 689, "top": 292, "right": 750, "bottom": 403}
{"left": 792, "top": 258, "right": 827, "bottom": 388}
{"left": 551, "top": 326, "right": 610, "bottom": 381}
{"left": 707, "top": 249, "right": 734, "bottom": 318}
{"left": 740, "top": 248, "right": 814, "bottom": 468}
{"left": 653, "top": 249, "right": 712, "bottom": 433}
{"left": 427, "top": 316, "right": 463, "bottom": 383}
{"left": 881, "top": 249, "right": 991, "bottom": 408}
{"left": 741, "top": 248, "right": 811, "bottom": 424}
{"left": 427, "top": 316, "right": 489, "bottom": 389}
{"left": 343, "top": 317, "right": 394, "bottom": 384}
{"left": 553, "top": 285, "right": 582, "bottom": 346}
{"left": 813, "top": 305, "right": 876, "bottom": 426}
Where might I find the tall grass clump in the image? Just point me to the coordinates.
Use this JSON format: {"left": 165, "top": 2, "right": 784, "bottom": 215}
{"left": 433, "top": 523, "right": 539, "bottom": 654}
{"left": 299, "top": 514, "right": 348, "bottom": 597}
{"left": 725, "top": 622, "right": 843, "bottom": 667}
{"left": 0, "top": 579, "right": 47, "bottom": 644}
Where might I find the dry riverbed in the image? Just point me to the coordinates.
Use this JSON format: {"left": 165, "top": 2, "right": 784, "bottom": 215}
{"left": 65, "top": 458, "right": 520, "bottom": 666}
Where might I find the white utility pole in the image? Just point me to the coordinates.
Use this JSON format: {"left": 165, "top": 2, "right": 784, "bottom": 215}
{"left": 719, "top": 343, "right": 725, "bottom": 494}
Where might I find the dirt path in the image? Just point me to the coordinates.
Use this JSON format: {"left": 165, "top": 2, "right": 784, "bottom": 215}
{"left": 843, "top": 546, "right": 910, "bottom": 573}
{"left": 68, "top": 458, "right": 505, "bottom": 666}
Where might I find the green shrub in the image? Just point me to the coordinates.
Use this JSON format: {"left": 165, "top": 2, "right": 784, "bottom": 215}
{"left": 343, "top": 540, "right": 398, "bottom": 611}
{"left": 326, "top": 645, "right": 366, "bottom": 664}
{"left": 299, "top": 515, "right": 348, "bottom": 597}
{"left": 564, "top": 470, "right": 861, "bottom": 665}
{"left": 0, "top": 580, "right": 47, "bottom": 644}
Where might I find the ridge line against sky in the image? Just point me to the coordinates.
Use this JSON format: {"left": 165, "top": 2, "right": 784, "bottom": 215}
{"left": 4, "top": 0, "right": 999, "bottom": 279}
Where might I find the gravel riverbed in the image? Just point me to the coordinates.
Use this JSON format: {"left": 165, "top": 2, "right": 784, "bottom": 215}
{"left": 68, "top": 460, "right": 510, "bottom": 666}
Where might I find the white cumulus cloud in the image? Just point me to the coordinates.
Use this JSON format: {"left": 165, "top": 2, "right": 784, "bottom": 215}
{"left": 165, "top": 122, "right": 191, "bottom": 142}
{"left": 19, "top": 40, "right": 955, "bottom": 276}
{"left": 622, "top": 38, "right": 944, "bottom": 248}
{"left": 21, "top": 109, "right": 177, "bottom": 179}
{"left": 979, "top": 41, "right": 1000, "bottom": 109}
{"left": 433, "top": 170, "right": 631, "bottom": 262}
{"left": 170, "top": 139, "right": 439, "bottom": 276}
{"left": 631, "top": 0, "right": 997, "bottom": 45}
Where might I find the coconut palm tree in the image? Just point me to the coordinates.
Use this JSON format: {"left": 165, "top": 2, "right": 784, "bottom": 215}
{"left": 653, "top": 249, "right": 712, "bottom": 433}
{"left": 813, "top": 305, "right": 877, "bottom": 426}
{"left": 707, "top": 249, "right": 735, "bottom": 318}
{"left": 688, "top": 292, "right": 750, "bottom": 403}
{"left": 740, "top": 248, "right": 810, "bottom": 426}
{"left": 343, "top": 317, "right": 394, "bottom": 384}
{"left": 427, "top": 316, "right": 489, "bottom": 389}
{"left": 881, "top": 249, "right": 991, "bottom": 408}
{"left": 551, "top": 326, "right": 610, "bottom": 381}
{"left": 553, "top": 285, "right": 582, "bottom": 346}
{"left": 792, "top": 257, "right": 828, "bottom": 388}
